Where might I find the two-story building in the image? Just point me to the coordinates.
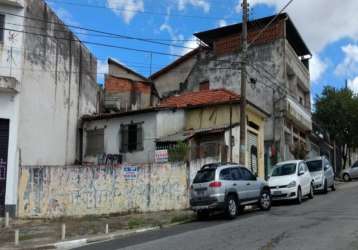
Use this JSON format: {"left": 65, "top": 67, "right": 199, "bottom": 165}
{"left": 151, "top": 13, "right": 312, "bottom": 176}
{"left": 0, "top": 0, "right": 99, "bottom": 216}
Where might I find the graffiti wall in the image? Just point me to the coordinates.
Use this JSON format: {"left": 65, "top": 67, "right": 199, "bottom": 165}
{"left": 17, "top": 162, "right": 194, "bottom": 218}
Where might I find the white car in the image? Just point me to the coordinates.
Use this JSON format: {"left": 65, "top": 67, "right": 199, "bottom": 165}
{"left": 268, "top": 160, "right": 314, "bottom": 204}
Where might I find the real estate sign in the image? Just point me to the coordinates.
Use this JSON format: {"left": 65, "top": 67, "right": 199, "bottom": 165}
{"left": 155, "top": 150, "right": 169, "bottom": 163}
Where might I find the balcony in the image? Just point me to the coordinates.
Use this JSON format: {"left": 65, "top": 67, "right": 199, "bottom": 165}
{"left": 285, "top": 42, "right": 310, "bottom": 91}
{"left": 0, "top": 76, "right": 20, "bottom": 93}
{"left": 0, "top": 0, "right": 23, "bottom": 8}
{"left": 285, "top": 96, "right": 312, "bottom": 131}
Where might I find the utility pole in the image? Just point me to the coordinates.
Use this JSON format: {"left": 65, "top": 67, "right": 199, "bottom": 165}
{"left": 239, "top": 0, "right": 248, "bottom": 165}
{"left": 229, "top": 97, "right": 233, "bottom": 162}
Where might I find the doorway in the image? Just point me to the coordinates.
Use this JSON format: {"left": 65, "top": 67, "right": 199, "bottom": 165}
{"left": 0, "top": 119, "right": 9, "bottom": 216}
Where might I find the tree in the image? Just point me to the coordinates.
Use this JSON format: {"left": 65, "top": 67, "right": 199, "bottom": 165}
{"left": 314, "top": 86, "right": 358, "bottom": 170}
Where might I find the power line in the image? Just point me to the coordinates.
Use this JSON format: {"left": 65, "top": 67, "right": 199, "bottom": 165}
{"left": 46, "top": 0, "right": 239, "bottom": 21}
{"left": 1, "top": 11, "right": 197, "bottom": 50}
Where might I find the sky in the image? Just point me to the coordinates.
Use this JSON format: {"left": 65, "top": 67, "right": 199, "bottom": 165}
{"left": 45, "top": 0, "right": 358, "bottom": 100}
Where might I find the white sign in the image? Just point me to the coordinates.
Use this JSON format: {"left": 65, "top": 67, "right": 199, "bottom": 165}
{"left": 155, "top": 150, "right": 169, "bottom": 163}
{"left": 123, "top": 166, "right": 138, "bottom": 180}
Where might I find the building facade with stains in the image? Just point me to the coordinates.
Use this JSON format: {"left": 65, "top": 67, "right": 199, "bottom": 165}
{"left": 0, "top": 0, "right": 100, "bottom": 216}
{"left": 151, "top": 13, "right": 312, "bottom": 176}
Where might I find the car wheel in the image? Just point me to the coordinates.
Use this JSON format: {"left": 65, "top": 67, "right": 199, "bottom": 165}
{"left": 343, "top": 174, "right": 351, "bottom": 182}
{"left": 331, "top": 181, "right": 336, "bottom": 191}
{"left": 323, "top": 180, "right": 328, "bottom": 194}
{"left": 308, "top": 184, "right": 314, "bottom": 199}
{"left": 259, "top": 189, "right": 272, "bottom": 211}
{"left": 296, "top": 187, "right": 302, "bottom": 204}
{"left": 197, "top": 210, "right": 209, "bottom": 220}
{"left": 225, "top": 195, "right": 238, "bottom": 219}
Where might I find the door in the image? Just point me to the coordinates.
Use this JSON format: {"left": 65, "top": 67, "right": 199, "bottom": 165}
{"left": 350, "top": 161, "right": 358, "bottom": 178}
{"left": 247, "top": 132, "right": 258, "bottom": 176}
{"left": 0, "top": 119, "right": 9, "bottom": 216}
{"left": 298, "top": 162, "right": 310, "bottom": 195}
{"left": 324, "top": 159, "right": 334, "bottom": 186}
{"left": 240, "top": 167, "right": 260, "bottom": 200}
{"left": 231, "top": 167, "right": 249, "bottom": 201}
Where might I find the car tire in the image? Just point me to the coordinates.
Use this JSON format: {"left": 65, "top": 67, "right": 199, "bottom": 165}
{"left": 331, "top": 181, "right": 336, "bottom": 191}
{"left": 343, "top": 174, "right": 351, "bottom": 182}
{"left": 323, "top": 180, "right": 328, "bottom": 194}
{"left": 225, "top": 194, "right": 238, "bottom": 219}
{"left": 197, "top": 210, "right": 209, "bottom": 220}
{"left": 296, "top": 187, "right": 302, "bottom": 204}
{"left": 259, "top": 189, "right": 272, "bottom": 211}
{"left": 308, "top": 184, "right": 314, "bottom": 199}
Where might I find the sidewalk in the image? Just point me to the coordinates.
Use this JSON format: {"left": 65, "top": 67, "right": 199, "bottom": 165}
{"left": 0, "top": 210, "right": 195, "bottom": 250}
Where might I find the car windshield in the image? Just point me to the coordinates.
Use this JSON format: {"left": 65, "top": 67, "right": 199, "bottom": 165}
{"left": 271, "top": 164, "right": 297, "bottom": 176}
{"left": 193, "top": 169, "right": 216, "bottom": 183}
{"left": 306, "top": 160, "right": 323, "bottom": 172}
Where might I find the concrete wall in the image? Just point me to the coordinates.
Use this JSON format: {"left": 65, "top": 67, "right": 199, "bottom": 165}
{"left": 17, "top": 0, "right": 99, "bottom": 167}
{"left": 156, "top": 109, "right": 185, "bottom": 138}
{"left": 17, "top": 163, "right": 189, "bottom": 218}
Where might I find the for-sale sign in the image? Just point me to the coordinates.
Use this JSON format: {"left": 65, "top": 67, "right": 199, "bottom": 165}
{"left": 123, "top": 166, "right": 138, "bottom": 180}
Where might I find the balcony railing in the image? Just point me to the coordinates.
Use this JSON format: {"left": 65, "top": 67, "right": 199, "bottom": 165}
{"left": 285, "top": 96, "right": 312, "bottom": 131}
{"left": 0, "top": 76, "right": 20, "bottom": 93}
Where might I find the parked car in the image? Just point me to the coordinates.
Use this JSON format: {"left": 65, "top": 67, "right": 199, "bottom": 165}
{"left": 190, "top": 163, "right": 271, "bottom": 219}
{"left": 305, "top": 156, "right": 335, "bottom": 193}
{"left": 268, "top": 160, "right": 314, "bottom": 204}
{"left": 342, "top": 161, "right": 358, "bottom": 182}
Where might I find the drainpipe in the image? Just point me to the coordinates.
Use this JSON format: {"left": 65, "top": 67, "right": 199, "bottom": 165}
{"left": 79, "top": 119, "right": 84, "bottom": 165}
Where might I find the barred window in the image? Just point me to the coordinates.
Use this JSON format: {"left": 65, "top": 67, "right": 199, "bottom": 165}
{"left": 120, "top": 123, "right": 143, "bottom": 153}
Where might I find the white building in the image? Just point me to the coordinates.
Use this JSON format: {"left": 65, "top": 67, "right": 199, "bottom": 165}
{"left": 0, "top": 0, "right": 100, "bottom": 216}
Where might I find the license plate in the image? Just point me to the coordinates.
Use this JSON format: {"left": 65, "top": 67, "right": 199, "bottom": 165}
{"left": 197, "top": 191, "right": 205, "bottom": 196}
{"left": 273, "top": 191, "right": 282, "bottom": 195}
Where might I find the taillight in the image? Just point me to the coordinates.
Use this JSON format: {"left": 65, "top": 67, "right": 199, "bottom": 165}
{"left": 209, "top": 181, "right": 222, "bottom": 188}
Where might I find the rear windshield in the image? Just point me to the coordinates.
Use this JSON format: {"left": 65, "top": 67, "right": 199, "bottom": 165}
{"left": 306, "top": 160, "right": 323, "bottom": 172}
{"left": 193, "top": 169, "right": 216, "bottom": 183}
{"left": 271, "top": 164, "right": 297, "bottom": 176}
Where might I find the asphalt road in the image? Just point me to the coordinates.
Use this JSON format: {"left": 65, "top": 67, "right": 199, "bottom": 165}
{"left": 77, "top": 181, "right": 358, "bottom": 250}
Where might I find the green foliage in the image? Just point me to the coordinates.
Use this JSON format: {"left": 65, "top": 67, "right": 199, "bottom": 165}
{"left": 168, "top": 142, "right": 189, "bottom": 162}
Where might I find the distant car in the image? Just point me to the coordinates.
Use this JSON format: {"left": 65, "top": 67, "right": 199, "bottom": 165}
{"left": 341, "top": 161, "right": 358, "bottom": 182}
{"left": 306, "top": 156, "right": 335, "bottom": 193}
{"left": 190, "top": 163, "right": 271, "bottom": 219}
{"left": 268, "top": 160, "right": 314, "bottom": 204}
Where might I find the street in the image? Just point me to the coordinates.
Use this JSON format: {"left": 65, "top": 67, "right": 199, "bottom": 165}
{"left": 77, "top": 181, "right": 358, "bottom": 250}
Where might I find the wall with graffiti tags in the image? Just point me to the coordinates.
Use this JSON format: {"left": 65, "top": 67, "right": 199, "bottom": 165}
{"left": 17, "top": 159, "right": 216, "bottom": 218}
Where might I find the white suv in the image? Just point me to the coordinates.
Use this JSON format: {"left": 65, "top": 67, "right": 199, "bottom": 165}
{"left": 268, "top": 160, "right": 314, "bottom": 204}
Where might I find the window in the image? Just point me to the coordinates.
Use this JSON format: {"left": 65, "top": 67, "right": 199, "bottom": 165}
{"left": 120, "top": 123, "right": 143, "bottom": 153}
{"left": 86, "top": 129, "right": 104, "bottom": 156}
{"left": 271, "top": 164, "right": 297, "bottom": 176}
{"left": 193, "top": 169, "right": 216, "bottom": 183}
{"left": 306, "top": 160, "right": 322, "bottom": 172}
{"left": 199, "top": 81, "right": 210, "bottom": 91}
{"left": 220, "top": 168, "right": 232, "bottom": 181}
{"left": 240, "top": 167, "right": 256, "bottom": 180}
{"left": 0, "top": 15, "right": 4, "bottom": 43}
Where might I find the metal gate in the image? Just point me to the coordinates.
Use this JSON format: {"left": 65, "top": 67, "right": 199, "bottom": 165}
{"left": 248, "top": 131, "right": 258, "bottom": 176}
{"left": 0, "top": 119, "right": 9, "bottom": 216}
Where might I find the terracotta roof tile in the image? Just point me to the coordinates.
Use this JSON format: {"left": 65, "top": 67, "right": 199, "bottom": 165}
{"left": 159, "top": 88, "right": 240, "bottom": 108}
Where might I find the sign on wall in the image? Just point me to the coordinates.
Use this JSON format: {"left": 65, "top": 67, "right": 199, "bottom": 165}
{"left": 155, "top": 150, "right": 169, "bottom": 163}
{"left": 123, "top": 166, "right": 138, "bottom": 180}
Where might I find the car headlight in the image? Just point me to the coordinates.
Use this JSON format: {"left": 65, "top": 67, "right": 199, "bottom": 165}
{"left": 287, "top": 181, "right": 296, "bottom": 188}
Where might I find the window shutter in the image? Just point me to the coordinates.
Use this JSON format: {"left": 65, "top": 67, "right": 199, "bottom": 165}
{"left": 136, "top": 124, "right": 144, "bottom": 151}
{"left": 120, "top": 124, "right": 129, "bottom": 153}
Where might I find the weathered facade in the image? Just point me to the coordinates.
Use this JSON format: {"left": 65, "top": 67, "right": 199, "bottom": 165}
{"left": 151, "top": 14, "right": 312, "bottom": 175}
{"left": 104, "top": 58, "right": 158, "bottom": 112}
{"left": 0, "top": 0, "right": 99, "bottom": 216}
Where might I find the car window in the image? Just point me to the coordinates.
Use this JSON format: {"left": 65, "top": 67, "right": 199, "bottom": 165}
{"left": 298, "top": 163, "right": 305, "bottom": 173}
{"left": 353, "top": 161, "right": 358, "bottom": 168}
{"left": 271, "top": 163, "right": 297, "bottom": 176}
{"left": 193, "top": 169, "right": 216, "bottom": 183}
{"left": 220, "top": 168, "right": 233, "bottom": 181}
{"left": 231, "top": 168, "right": 241, "bottom": 181}
{"left": 306, "top": 160, "right": 323, "bottom": 172}
{"left": 240, "top": 167, "right": 256, "bottom": 181}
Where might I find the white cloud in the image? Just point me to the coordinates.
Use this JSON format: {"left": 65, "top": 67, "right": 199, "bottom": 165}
{"left": 181, "top": 37, "right": 199, "bottom": 55}
{"left": 244, "top": 0, "right": 358, "bottom": 53}
{"left": 348, "top": 77, "right": 358, "bottom": 94}
{"left": 217, "top": 19, "right": 228, "bottom": 27}
{"left": 310, "top": 53, "right": 327, "bottom": 83}
{"left": 178, "top": 0, "right": 210, "bottom": 13}
{"left": 106, "top": 0, "right": 144, "bottom": 24}
{"left": 336, "top": 44, "right": 358, "bottom": 77}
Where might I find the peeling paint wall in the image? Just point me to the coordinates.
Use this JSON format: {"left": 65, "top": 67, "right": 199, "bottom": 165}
{"left": 17, "top": 160, "right": 215, "bottom": 218}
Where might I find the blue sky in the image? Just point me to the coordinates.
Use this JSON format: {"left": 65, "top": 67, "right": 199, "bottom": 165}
{"left": 45, "top": 0, "right": 358, "bottom": 99}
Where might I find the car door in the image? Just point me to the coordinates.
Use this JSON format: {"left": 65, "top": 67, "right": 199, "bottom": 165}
{"left": 240, "top": 167, "right": 260, "bottom": 200}
{"left": 351, "top": 162, "right": 358, "bottom": 178}
{"left": 231, "top": 167, "right": 249, "bottom": 201}
{"left": 298, "top": 162, "right": 309, "bottom": 195}
{"left": 324, "top": 159, "right": 334, "bottom": 187}
{"left": 303, "top": 163, "right": 312, "bottom": 194}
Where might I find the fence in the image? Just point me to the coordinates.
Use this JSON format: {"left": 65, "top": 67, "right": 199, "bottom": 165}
{"left": 17, "top": 158, "right": 217, "bottom": 218}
